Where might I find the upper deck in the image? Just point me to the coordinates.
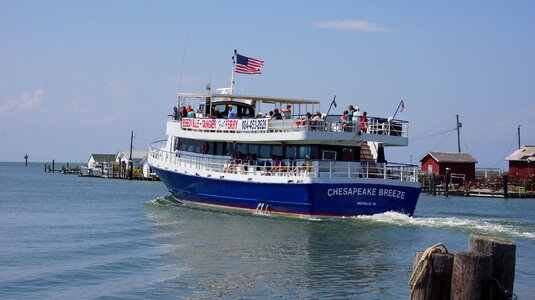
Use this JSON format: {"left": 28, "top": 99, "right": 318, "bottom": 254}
{"left": 166, "top": 116, "right": 409, "bottom": 146}
{"left": 172, "top": 92, "right": 409, "bottom": 146}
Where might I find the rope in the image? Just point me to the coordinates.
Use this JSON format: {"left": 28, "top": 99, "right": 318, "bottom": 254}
{"left": 408, "top": 243, "right": 449, "bottom": 299}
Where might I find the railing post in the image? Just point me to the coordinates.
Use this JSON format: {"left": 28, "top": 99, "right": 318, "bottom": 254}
{"left": 348, "top": 161, "right": 351, "bottom": 178}
{"left": 366, "top": 162, "right": 369, "bottom": 178}
{"left": 400, "top": 167, "right": 404, "bottom": 181}
{"left": 384, "top": 163, "right": 387, "bottom": 179}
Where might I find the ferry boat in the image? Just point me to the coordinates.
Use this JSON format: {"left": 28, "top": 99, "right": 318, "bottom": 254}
{"left": 148, "top": 92, "right": 421, "bottom": 219}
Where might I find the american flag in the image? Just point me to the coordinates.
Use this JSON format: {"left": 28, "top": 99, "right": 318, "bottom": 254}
{"left": 235, "top": 53, "right": 264, "bottom": 74}
{"left": 400, "top": 100, "right": 405, "bottom": 112}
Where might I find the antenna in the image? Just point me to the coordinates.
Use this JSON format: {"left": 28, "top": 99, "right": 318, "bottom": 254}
{"left": 177, "top": 35, "right": 188, "bottom": 109}
{"left": 518, "top": 124, "right": 521, "bottom": 149}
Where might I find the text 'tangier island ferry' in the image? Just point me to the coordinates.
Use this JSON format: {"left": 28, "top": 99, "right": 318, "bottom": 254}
{"left": 148, "top": 52, "right": 421, "bottom": 219}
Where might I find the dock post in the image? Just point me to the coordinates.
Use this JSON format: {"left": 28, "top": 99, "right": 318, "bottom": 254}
{"left": 411, "top": 251, "right": 454, "bottom": 300}
{"left": 468, "top": 234, "right": 516, "bottom": 300}
{"left": 431, "top": 173, "right": 436, "bottom": 195}
{"left": 52, "top": 160, "right": 55, "bottom": 173}
{"left": 450, "top": 252, "right": 493, "bottom": 300}
{"left": 445, "top": 168, "right": 451, "bottom": 197}
{"left": 502, "top": 175, "right": 508, "bottom": 198}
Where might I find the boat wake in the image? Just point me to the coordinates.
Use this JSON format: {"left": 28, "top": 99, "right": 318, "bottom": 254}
{"left": 357, "top": 211, "right": 535, "bottom": 240}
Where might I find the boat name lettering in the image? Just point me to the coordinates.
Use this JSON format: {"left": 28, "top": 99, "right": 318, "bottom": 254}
{"left": 327, "top": 187, "right": 405, "bottom": 199}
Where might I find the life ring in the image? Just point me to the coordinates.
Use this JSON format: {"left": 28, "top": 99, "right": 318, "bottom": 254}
{"left": 202, "top": 142, "right": 209, "bottom": 154}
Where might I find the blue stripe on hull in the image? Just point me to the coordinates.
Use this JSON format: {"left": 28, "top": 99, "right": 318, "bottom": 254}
{"left": 152, "top": 166, "right": 420, "bottom": 217}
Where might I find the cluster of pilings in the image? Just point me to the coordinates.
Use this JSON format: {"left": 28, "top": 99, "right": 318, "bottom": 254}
{"left": 410, "top": 234, "right": 516, "bottom": 300}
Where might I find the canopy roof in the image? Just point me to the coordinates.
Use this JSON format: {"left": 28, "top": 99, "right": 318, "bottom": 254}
{"left": 178, "top": 93, "right": 320, "bottom": 105}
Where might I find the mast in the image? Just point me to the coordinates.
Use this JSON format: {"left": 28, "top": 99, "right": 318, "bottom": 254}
{"left": 229, "top": 50, "right": 237, "bottom": 94}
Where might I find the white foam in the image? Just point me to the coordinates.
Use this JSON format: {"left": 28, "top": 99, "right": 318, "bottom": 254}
{"left": 357, "top": 211, "right": 535, "bottom": 240}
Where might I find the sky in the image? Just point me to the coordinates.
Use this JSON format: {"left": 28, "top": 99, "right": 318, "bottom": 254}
{"left": 1, "top": 0, "right": 534, "bottom": 170}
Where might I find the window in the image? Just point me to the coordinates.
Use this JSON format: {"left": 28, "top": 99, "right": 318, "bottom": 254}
{"left": 286, "top": 145, "right": 297, "bottom": 158}
{"left": 298, "top": 146, "right": 312, "bottom": 159}
{"left": 237, "top": 143, "right": 247, "bottom": 153}
{"left": 272, "top": 145, "right": 282, "bottom": 157}
{"left": 259, "top": 145, "right": 271, "bottom": 158}
{"left": 215, "top": 142, "right": 226, "bottom": 156}
{"left": 322, "top": 150, "right": 337, "bottom": 160}
{"left": 227, "top": 143, "right": 235, "bottom": 155}
{"left": 195, "top": 145, "right": 201, "bottom": 153}
{"left": 187, "top": 145, "right": 194, "bottom": 152}
{"left": 249, "top": 144, "right": 259, "bottom": 155}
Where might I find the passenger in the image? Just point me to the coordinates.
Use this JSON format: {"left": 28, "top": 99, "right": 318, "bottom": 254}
{"left": 187, "top": 109, "right": 195, "bottom": 118}
{"left": 212, "top": 108, "right": 223, "bottom": 118}
{"left": 281, "top": 104, "right": 292, "bottom": 119}
{"left": 354, "top": 106, "right": 361, "bottom": 118}
{"left": 301, "top": 155, "right": 313, "bottom": 173}
{"left": 270, "top": 155, "right": 278, "bottom": 172}
{"left": 279, "top": 156, "right": 287, "bottom": 173}
{"left": 341, "top": 110, "right": 349, "bottom": 132}
{"left": 225, "top": 153, "right": 236, "bottom": 173}
{"left": 347, "top": 105, "right": 354, "bottom": 122}
{"left": 227, "top": 105, "right": 236, "bottom": 118}
{"left": 269, "top": 111, "right": 274, "bottom": 118}
{"left": 360, "top": 111, "right": 368, "bottom": 133}
{"left": 262, "top": 156, "right": 272, "bottom": 174}
{"left": 172, "top": 106, "right": 178, "bottom": 120}
{"left": 181, "top": 106, "right": 188, "bottom": 118}
{"left": 271, "top": 108, "right": 283, "bottom": 120}
{"left": 312, "top": 111, "right": 323, "bottom": 131}
{"left": 186, "top": 105, "right": 193, "bottom": 113}
{"left": 251, "top": 153, "right": 260, "bottom": 171}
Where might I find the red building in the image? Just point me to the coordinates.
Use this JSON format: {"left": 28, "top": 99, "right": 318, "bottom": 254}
{"left": 505, "top": 146, "right": 535, "bottom": 179}
{"left": 420, "top": 152, "right": 478, "bottom": 182}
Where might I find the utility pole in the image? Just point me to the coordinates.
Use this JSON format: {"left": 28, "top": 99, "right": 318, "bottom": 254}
{"left": 128, "top": 131, "right": 134, "bottom": 180}
{"left": 518, "top": 124, "right": 521, "bottom": 149}
{"left": 456, "top": 114, "right": 462, "bottom": 153}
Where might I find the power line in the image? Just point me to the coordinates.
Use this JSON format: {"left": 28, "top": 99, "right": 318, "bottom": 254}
{"left": 411, "top": 128, "right": 457, "bottom": 142}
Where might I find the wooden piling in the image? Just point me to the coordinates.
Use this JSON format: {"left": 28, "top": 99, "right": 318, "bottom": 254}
{"left": 502, "top": 175, "right": 508, "bottom": 198}
{"left": 52, "top": 160, "right": 55, "bottom": 173}
{"left": 468, "top": 234, "right": 516, "bottom": 300}
{"left": 451, "top": 251, "right": 493, "bottom": 300}
{"left": 411, "top": 251, "right": 454, "bottom": 300}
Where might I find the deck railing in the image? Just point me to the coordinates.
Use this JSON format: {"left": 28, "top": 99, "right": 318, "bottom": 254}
{"left": 149, "top": 141, "right": 418, "bottom": 182}
{"left": 170, "top": 114, "right": 408, "bottom": 137}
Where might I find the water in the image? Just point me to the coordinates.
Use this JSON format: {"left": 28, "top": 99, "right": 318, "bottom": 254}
{"left": 1, "top": 162, "right": 534, "bottom": 299}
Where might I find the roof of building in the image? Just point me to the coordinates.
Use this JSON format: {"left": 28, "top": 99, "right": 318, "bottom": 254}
{"left": 420, "top": 152, "right": 478, "bottom": 163}
{"left": 89, "top": 154, "right": 116, "bottom": 162}
{"left": 116, "top": 150, "right": 148, "bottom": 161}
{"left": 505, "top": 146, "right": 535, "bottom": 161}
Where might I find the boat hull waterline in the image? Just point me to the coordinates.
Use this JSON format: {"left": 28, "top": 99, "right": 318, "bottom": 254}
{"left": 152, "top": 166, "right": 421, "bottom": 218}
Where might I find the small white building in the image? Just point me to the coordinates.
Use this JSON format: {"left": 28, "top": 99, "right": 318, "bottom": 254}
{"left": 87, "top": 154, "right": 116, "bottom": 170}
{"left": 116, "top": 150, "right": 155, "bottom": 179}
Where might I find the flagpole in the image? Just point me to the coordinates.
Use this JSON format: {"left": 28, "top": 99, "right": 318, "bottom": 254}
{"left": 325, "top": 95, "right": 336, "bottom": 117}
{"left": 229, "top": 50, "right": 237, "bottom": 94}
{"left": 392, "top": 99, "right": 403, "bottom": 119}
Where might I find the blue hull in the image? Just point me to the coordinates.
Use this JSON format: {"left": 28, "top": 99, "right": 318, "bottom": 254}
{"left": 152, "top": 166, "right": 421, "bottom": 217}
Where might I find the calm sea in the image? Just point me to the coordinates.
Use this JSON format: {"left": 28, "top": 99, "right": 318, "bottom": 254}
{"left": 1, "top": 162, "right": 534, "bottom": 299}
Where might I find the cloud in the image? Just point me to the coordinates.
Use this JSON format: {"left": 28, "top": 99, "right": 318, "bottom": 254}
{"left": 313, "top": 20, "right": 390, "bottom": 32}
{"left": 0, "top": 89, "right": 44, "bottom": 114}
